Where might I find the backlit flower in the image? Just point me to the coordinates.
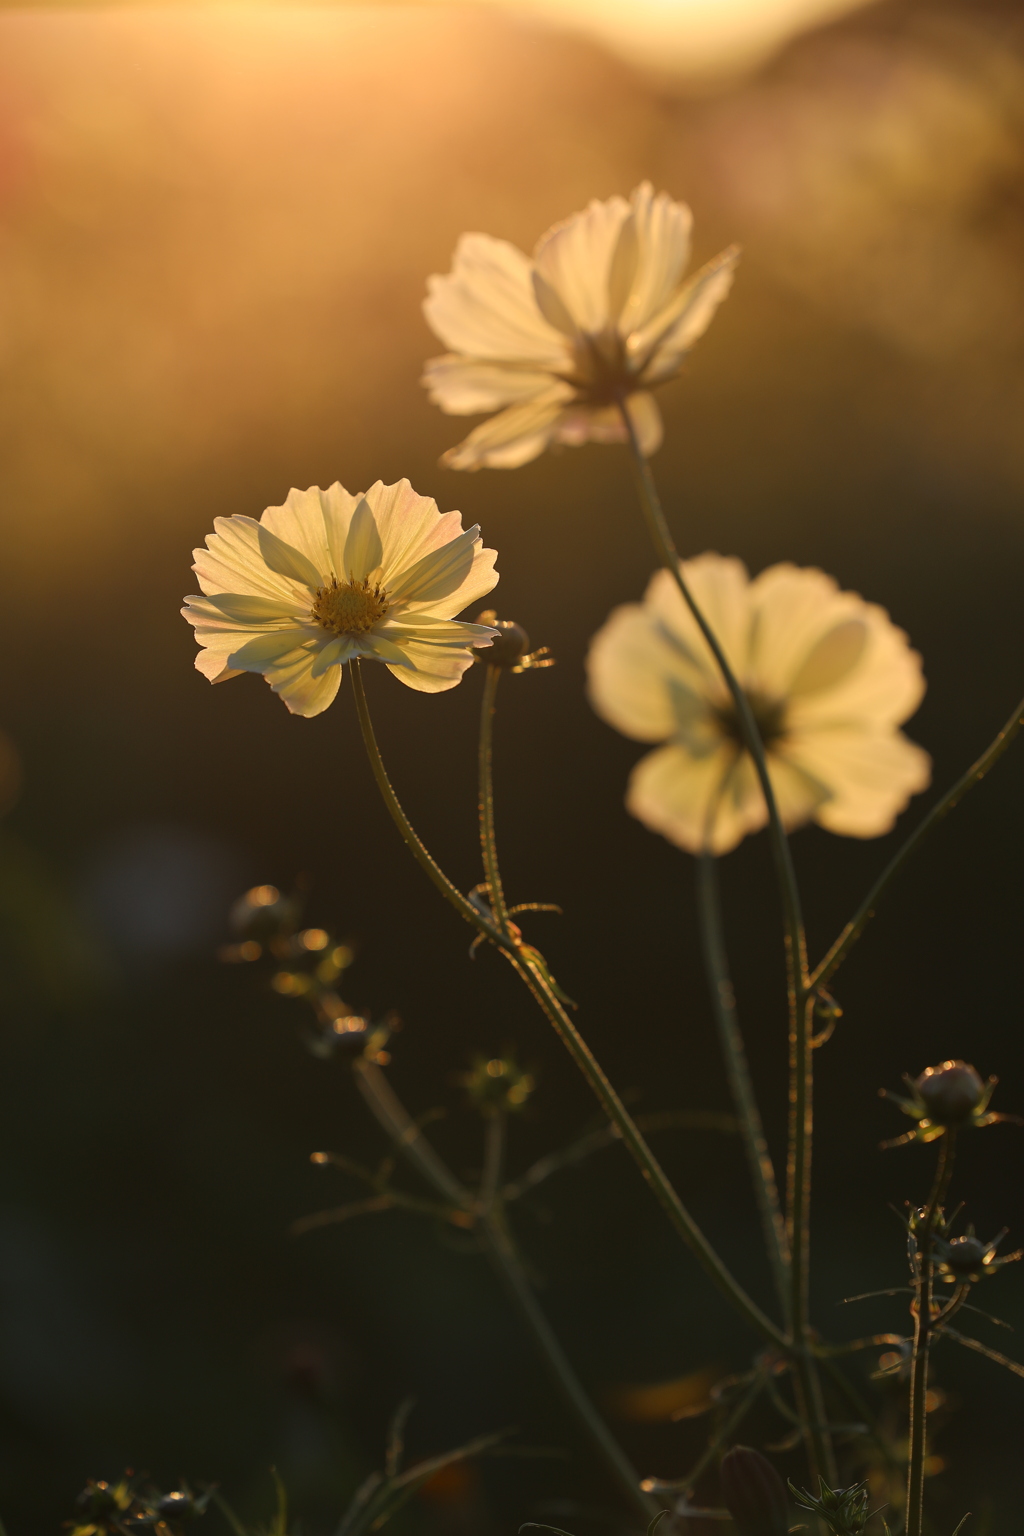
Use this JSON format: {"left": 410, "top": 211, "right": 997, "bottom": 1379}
{"left": 423, "top": 183, "right": 738, "bottom": 471}
{"left": 183, "top": 481, "right": 498, "bottom": 717}
{"left": 586, "top": 554, "right": 930, "bottom": 855}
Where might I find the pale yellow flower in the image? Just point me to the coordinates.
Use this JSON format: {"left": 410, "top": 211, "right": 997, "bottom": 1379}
{"left": 587, "top": 555, "right": 931, "bottom": 855}
{"left": 423, "top": 182, "right": 738, "bottom": 471}
{"left": 183, "top": 481, "right": 498, "bottom": 717}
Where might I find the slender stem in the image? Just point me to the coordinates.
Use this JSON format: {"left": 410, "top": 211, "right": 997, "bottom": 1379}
{"left": 811, "top": 693, "right": 1024, "bottom": 991}
{"left": 478, "top": 664, "right": 513, "bottom": 935}
{"left": 697, "top": 851, "right": 790, "bottom": 1316}
{"left": 617, "top": 409, "right": 830, "bottom": 1478}
{"left": 906, "top": 1131, "right": 957, "bottom": 1536}
{"left": 351, "top": 660, "right": 499, "bottom": 936}
{"left": 351, "top": 1061, "right": 657, "bottom": 1521}
{"left": 350, "top": 660, "right": 785, "bottom": 1349}
{"left": 643, "top": 1372, "right": 766, "bottom": 1495}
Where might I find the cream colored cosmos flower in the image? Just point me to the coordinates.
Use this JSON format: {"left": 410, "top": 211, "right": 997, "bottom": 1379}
{"left": 183, "top": 480, "right": 499, "bottom": 718}
{"left": 423, "top": 182, "right": 738, "bottom": 471}
{"left": 587, "top": 555, "right": 931, "bottom": 855}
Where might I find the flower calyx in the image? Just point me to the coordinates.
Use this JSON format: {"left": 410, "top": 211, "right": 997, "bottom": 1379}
{"left": 788, "top": 1477, "right": 871, "bottom": 1536}
{"left": 719, "top": 1445, "right": 789, "bottom": 1536}
{"left": 881, "top": 1059, "right": 1013, "bottom": 1146}
{"left": 933, "top": 1224, "right": 1023, "bottom": 1285}
{"left": 476, "top": 611, "right": 555, "bottom": 672}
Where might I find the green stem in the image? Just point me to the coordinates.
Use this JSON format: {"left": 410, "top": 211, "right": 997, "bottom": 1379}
{"left": 350, "top": 660, "right": 785, "bottom": 1349}
{"left": 617, "top": 408, "right": 830, "bottom": 1479}
{"left": 351, "top": 1061, "right": 657, "bottom": 1520}
{"left": 697, "top": 850, "right": 790, "bottom": 1317}
{"left": 906, "top": 1131, "right": 957, "bottom": 1536}
{"left": 478, "top": 664, "right": 513, "bottom": 936}
{"left": 811, "top": 693, "right": 1024, "bottom": 992}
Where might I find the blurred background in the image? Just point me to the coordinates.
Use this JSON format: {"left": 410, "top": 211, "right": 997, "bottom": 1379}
{"left": 2, "top": 0, "right": 1024, "bottom": 1528}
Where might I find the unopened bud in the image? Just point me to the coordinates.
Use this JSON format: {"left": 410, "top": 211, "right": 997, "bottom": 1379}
{"left": 156, "top": 1492, "right": 199, "bottom": 1522}
{"left": 478, "top": 613, "right": 530, "bottom": 669}
{"left": 915, "top": 1061, "right": 987, "bottom": 1125}
{"left": 720, "top": 1446, "right": 789, "bottom": 1536}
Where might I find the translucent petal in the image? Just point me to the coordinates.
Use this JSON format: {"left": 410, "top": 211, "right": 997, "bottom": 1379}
{"left": 343, "top": 497, "right": 384, "bottom": 582}
{"left": 533, "top": 193, "right": 631, "bottom": 335}
{"left": 421, "top": 356, "right": 557, "bottom": 415}
{"left": 256, "top": 524, "right": 324, "bottom": 593}
{"left": 424, "top": 233, "right": 567, "bottom": 365}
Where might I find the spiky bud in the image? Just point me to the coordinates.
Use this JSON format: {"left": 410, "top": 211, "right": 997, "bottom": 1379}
{"left": 719, "top": 1446, "right": 789, "bottom": 1536}
{"left": 156, "top": 1492, "right": 200, "bottom": 1522}
{"left": 478, "top": 614, "right": 531, "bottom": 669}
{"left": 915, "top": 1061, "right": 987, "bottom": 1125}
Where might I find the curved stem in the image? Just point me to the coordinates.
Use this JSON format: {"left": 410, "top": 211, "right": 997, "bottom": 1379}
{"left": 811, "top": 693, "right": 1024, "bottom": 991}
{"left": 906, "top": 1131, "right": 957, "bottom": 1536}
{"left": 697, "top": 851, "right": 790, "bottom": 1317}
{"left": 478, "top": 664, "right": 513, "bottom": 936}
{"left": 617, "top": 410, "right": 829, "bottom": 1478}
{"left": 350, "top": 662, "right": 784, "bottom": 1349}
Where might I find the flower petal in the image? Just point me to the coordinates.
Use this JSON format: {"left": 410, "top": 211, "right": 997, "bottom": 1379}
{"left": 385, "top": 640, "right": 479, "bottom": 693}
{"left": 193, "top": 516, "right": 309, "bottom": 603}
{"left": 626, "top": 741, "right": 764, "bottom": 855}
{"left": 635, "top": 245, "right": 740, "bottom": 384}
{"left": 533, "top": 193, "right": 632, "bottom": 335}
{"left": 190, "top": 592, "right": 306, "bottom": 624}
{"left": 424, "top": 233, "right": 568, "bottom": 366}
{"left": 343, "top": 497, "right": 384, "bottom": 581}
{"left": 260, "top": 485, "right": 347, "bottom": 578}
{"left": 228, "top": 630, "right": 313, "bottom": 672}
{"left": 422, "top": 355, "right": 558, "bottom": 415}
{"left": 782, "top": 727, "right": 932, "bottom": 837}
{"left": 256, "top": 524, "right": 324, "bottom": 593}
{"left": 387, "top": 524, "right": 480, "bottom": 604}
{"left": 618, "top": 183, "right": 694, "bottom": 336}
{"left": 439, "top": 386, "right": 573, "bottom": 471}
{"left": 266, "top": 649, "right": 343, "bottom": 718}
{"left": 310, "top": 636, "right": 358, "bottom": 677}
{"left": 586, "top": 602, "right": 680, "bottom": 742}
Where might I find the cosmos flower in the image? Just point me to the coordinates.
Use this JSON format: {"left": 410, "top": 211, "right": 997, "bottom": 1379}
{"left": 183, "top": 481, "right": 498, "bottom": 717}
{"left": 586, "top": 554, "right": 930, "bottom": 855}
{"left": 422, "top": 182, "right": 738, "bottom": 471}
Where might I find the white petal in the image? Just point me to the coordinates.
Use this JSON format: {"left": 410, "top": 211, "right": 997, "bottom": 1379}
{"left": 533, "top": 193, "right": 632, "bottom": 335}
{"left": 586, "top": 602, "right": 680, "bottom": 742}
{"left": 387, "top": 524, "right": 479, "bottom": 604}
{"left": 385, "top": 639, "right": 479, "bottom": 693}
{"left": 310, "top": 636, "right": 357, "bottom": 677}
{"left": 626, "top": 741, "right": 764, "bottom": 855}
{"left": 359, "top": 635, "right": 414, "bottom": 668}
{"left": 193, "top": 516, "right": 309, "bottom": 604}
{"left": 644, "top": 556, "right": 754, "bottom": 695}
{"left": 228, "top": 630, "right": 313, "bottom": 671}
{"left": 380, "top": 617, "right": 497, "bottom": 644}
{"left": 618, "top": 184, "right": 694, "bottom": 336}
{"left": 636, "top": 246, "right": 740, "bottom": 384}
{"left": 256, "top": 524, "right": 324, "bottom": 593}
{"left": 188, "top": 592, "right": 305, "bottom": 624}
{"left": 439, "top": 387, "right": 572, "bottom": 471}
{"left": 194, "top": 650, "right": 243, "bottom": 684}
{"left": 424, "top": 233, "right": 567, "bottom": 366}
{"left": 260, "top": 486, "right": 340, "bottom": 579}
{"left": 421, "top": 355, "right": 557, "bottom": 415}
{"left": 265, "top": 649, "right": 343, "bottom": 718}
{"left": 782, "top": 727, "right": 932, "bottom": 837}
{"left": 343, "top": 497, "right": 384, "bottom": 581}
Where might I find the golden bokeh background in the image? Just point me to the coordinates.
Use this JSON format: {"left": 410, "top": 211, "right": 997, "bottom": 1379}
{"left": 1, "top": 0, "right": 1024, "bottom": 1530}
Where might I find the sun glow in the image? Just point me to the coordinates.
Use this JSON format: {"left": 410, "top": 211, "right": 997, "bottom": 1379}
{"left": 491, "top": 0, "right": 876, "bottom": 75}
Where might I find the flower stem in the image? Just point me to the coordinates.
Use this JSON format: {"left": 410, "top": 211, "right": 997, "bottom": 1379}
{"left": 616, "top": 407, "right": 830, "bottom": 1480}
{"left": 810, "top": 692, "right": 1024, "bottom": 992}
{"left": 906, "top": 1131, "right": 957, "bottom": 1536}
{"left": 350, "top": 658, "right": 785, "bottom": 1349}
{"left": 696, "top": 851, "right": 790, "bottom": 1317}
{"left": 351, "top": 1060, "right": 658, "bottom": 1521}
{"left": 478, "top": 664, "right": 513, "bottom": 937}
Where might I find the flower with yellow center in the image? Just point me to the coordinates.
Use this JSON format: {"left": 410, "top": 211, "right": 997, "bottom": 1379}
{"left": 183, "top": 480, "right": 499, "bottom": 717}
{"left": 422, "top": 182, "right": 738, "bottom": 471}
{"left": 586, "top": 554, "right": 931, "bottom": 855}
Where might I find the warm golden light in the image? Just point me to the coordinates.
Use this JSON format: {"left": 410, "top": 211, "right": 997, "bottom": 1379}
{"left": 487, "top": 0, "right": 876, "bottom": 75}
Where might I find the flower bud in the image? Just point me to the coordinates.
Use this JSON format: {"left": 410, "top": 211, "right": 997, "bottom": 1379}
{"left": 76, "top": 1483, "right": 119, "bottom": 1518}
{"left": 477, "top": 612, "right": 530, "bottom": 669}
{"left": 719, "top": 1446, "right": 789, "bottom": 1536}
{"left": 915, "top": 1061, "right": 987, "bottom": 1125}
{"left": 156, "top": 1492, "right": 200, "bottom": 1522}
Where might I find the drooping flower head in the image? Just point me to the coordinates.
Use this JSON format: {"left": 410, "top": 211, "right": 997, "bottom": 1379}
{"left": 183, "top": 480, "right": 498, "bottom": 717}
{"left": 586, "top": 554, "right": 931, "bottom": 855}
{"left": 423, "top": 183, "right": 738, "bottom": 471}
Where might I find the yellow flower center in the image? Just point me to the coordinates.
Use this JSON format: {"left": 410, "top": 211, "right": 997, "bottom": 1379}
{"left": 310, "top": 576, "right": 390, "bottom": 636}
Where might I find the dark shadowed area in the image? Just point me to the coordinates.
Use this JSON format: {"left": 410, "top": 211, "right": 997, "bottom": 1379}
{"left": 1, "top": 0, "right": 1024, "bottom": 1530}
